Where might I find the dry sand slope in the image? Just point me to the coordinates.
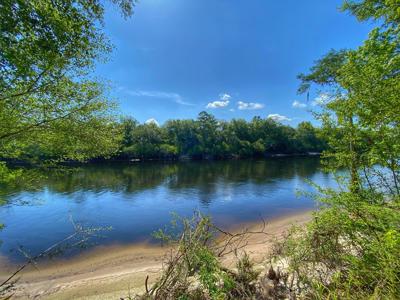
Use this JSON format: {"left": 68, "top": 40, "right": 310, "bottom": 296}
{"left": 0, "top": 211, "right": 311, "bottom": 300}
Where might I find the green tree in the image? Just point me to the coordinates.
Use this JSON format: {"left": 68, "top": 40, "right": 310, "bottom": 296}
{"left": 123, "top": 123, "right": 163, "bottom": 159}
{"left": 164, "top": 119, "right": 200, "bottom": 156}
{"left": 341, "top": 0, "right": 400, "bottom": 25}
{"left": 276, "top": 1, "right": 400, "bottom": 298}
{"left": 296, "top": 121, "right": 325, "bottom": 153}
{"left": 0, "top": 0, "right": 135, "bottom": 165}
{"left": 197, "top": 111, "right": 219, "bottom": 157}
{"left": 121, "top": 117, "right": 138, "bottom": 148}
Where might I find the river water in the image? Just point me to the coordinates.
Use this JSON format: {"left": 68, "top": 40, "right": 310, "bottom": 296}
{"left": 0, "top": 157, "right": 335, "bottom": 263}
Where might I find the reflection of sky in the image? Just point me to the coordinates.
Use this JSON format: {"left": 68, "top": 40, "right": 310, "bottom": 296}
{"left": 0, "top": 158, "right": 337, "bottom": 262}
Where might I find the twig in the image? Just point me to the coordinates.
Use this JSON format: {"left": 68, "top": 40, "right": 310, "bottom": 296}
{"left": 145, "top": 275, "right": 150, "bottom": 294}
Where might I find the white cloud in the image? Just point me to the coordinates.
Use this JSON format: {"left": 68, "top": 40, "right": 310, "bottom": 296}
{"left": 267, "top": 114, "right": 292, "bottom": 122}
{"left": 123, "top": 89, "right": 193, "bottom": 106}
{"left": 206, "top": 100, "right": 230, "bottom": 109}
{"left": 206, "top": 93, "right": 232, "bottom": 109}
{"left": 237, "top": 101, "right": 264, "bottom": 110}
{"left": 219, "top": 93, "right": 231, "bottom": 101}
{"left": 312, "top": 93, "right": 331, "bottom": 106}
{"left": 174, "top": 98, "right": 194, "bottom": 106}
{"left": 145, "top": 118, "right": 159, "bottom": 126}
{"left": 292, "top": 100, "right": 307, "bottom": 108}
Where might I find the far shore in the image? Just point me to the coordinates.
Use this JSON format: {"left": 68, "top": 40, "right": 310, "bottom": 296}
{"left": 0, "top": 210, "right": 312, "bottom": 300}
{"left": 2, "top": 152, "right": 321, "bottom": 167}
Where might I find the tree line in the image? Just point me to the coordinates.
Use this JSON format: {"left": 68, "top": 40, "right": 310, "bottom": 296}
{"left": 117, "top": 112, "right": 326, "bottom": 160}
{"left": 7, "top": 111, "right": 327, "bottom": 163}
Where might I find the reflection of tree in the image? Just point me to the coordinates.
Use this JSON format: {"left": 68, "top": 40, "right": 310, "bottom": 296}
{"left": 46, "top": 163, "right": 178, "bottom": 194}
{"left": 6, "top": 158, "right": 321, "bottom": 204}
{"left": 167, "top": 158, "right": 320, "bottom": 189}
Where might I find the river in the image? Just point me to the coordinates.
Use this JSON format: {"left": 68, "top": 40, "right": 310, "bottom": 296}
{"left": 0, "top": 157, "right": 334, "bottom": 263}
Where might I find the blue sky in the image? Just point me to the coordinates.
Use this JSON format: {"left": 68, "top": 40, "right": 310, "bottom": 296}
{"left": 95, "top": 0, "right": 373, "bottom": 126}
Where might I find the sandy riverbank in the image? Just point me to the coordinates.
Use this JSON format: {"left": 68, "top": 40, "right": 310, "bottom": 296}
{"left": 0, "top": 211, "right": 312, "bottom": 299}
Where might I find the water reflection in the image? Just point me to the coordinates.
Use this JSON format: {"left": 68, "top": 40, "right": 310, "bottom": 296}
{"left": 18, "top": 157, "right": 321, "bottom": 196}
{"left": 0, "top": 157, "right": 329, "bottom": 262}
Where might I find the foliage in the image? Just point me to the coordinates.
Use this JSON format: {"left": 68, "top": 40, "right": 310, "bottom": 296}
{"left": 134, "top": 213, "right": 271, "bottom": 300}
{"left": 118, "top": 113, "right": 326, "bottom": 160}
{"left": 272, "top": 0, "right": 400, "bottom": 299}
{"left": 143, "top": 213, "right": 235, "bottom": 299}
{"left": 272, "top": 188, "right": 400, "bottom": 299}
{"left": 0, "top": 0, "right": 135, "bottom": 166}
{"left": 298, "top": 9, "right": 400, "bottom": 194}
{"left": 297, "top": 49, "right": 348, "bottom": 94}
{"left": 341, "top": 0, "right": 400, "bottom": 26}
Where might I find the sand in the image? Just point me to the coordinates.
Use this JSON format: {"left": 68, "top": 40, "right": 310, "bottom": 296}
{"left": 0, "top": 211, "right": 311, "bottom": 299}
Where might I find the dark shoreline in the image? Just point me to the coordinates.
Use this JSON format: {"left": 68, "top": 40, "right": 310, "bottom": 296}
{"left": 2, "top": 152, "right": 321, "bottom": 168}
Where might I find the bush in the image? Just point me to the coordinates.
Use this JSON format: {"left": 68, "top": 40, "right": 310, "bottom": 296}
{"left": 271, "top": 188, "right": 400, "bottom": 299}
{"left": 134, "top": 213, "right": 272, "bottom": 300}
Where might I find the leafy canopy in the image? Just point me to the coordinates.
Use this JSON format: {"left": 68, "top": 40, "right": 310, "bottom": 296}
{"left": 276, "top": 1, "right": 400, "bottom": 298}
{"left": 0, "top": 0, "right": 135, "bottom": 163}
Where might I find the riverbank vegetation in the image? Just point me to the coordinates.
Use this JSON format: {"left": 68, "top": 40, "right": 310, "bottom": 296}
{"left": 116, "top": 115, "right": 326, "bottom": 161}
{"left": 2, "top": 112, "right": 328, "bottom": 164}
